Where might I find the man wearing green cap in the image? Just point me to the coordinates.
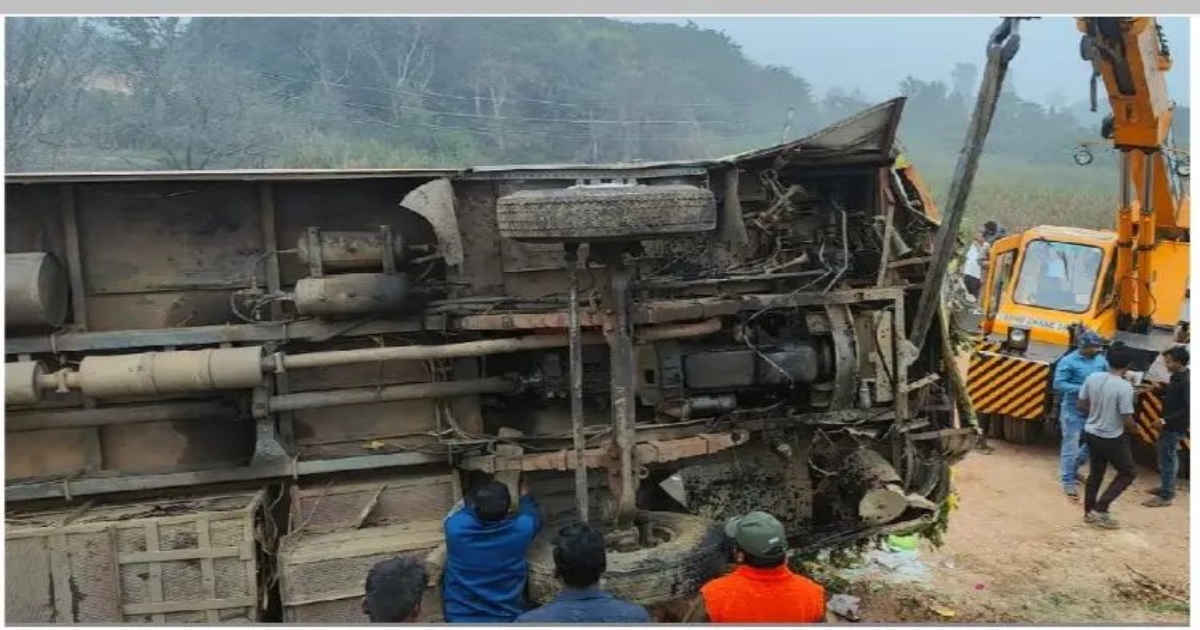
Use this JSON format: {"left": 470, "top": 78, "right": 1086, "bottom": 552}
{"left": 681, "top": 511, "right": 829, "bottom": 623}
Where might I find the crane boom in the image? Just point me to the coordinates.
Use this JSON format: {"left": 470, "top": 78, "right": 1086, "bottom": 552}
{"left": 909, "top": 17, "right": 1024, "bottom": 352}
{"left": 1078, "top": 17, "right": 1190, "bottom": 332}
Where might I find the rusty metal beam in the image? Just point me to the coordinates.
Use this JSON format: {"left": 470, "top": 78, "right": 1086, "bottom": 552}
{"left": 267, "top": 377, "right": 517, "bottom": 413}
{"left": 276, "top": 319, "right": 720, "bottom": 371}
{"left": 565, "top": 244, "right": 589, "bottom": 522}
{"left": 59, "top": 184, "right": 88, "bottom": 330}
{"left": 889, "top": 257, "right": 932, "bottom": 269}
{"left": 258, "top": 182, "right": 294, "bottom": 450}
{"left": 634, "top": 287, "right": 909, "bottom": 324}
{"left": 5, "top": 451, "right": 448, "bottom": 503}
{"left": 7, "top": 288, "right": 909, "bottom": 356}
{"left": 6, "top": 400, "right": 239, "bottom": 432}
{"left": 875, "top": 169, "right": 896, "bottom": 287}
{"left": 634, "top": 270, "right": 826, "bottom": 291}
{"left": 458, "top": 288, "right": 910, "bottom": 332}
{"left": 5, "top": 317, "right": 446, "bottom": 355}
{"left": 607, "top": 254, "right": 638, "bottom": 530}
{"left": 456, "top": 310, "right": 607, "bottom": 331}
{"left": 894, "top": 295, "right": 911, "bottom": 420}
{"left": 258, "top": 183, "right": 283, "bottom": 318}
{"left": 459, "top": 432, "right": 747, "bottom": 474}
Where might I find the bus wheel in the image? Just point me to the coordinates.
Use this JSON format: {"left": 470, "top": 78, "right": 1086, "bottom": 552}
{"left": 1002, "top": 417, "right": 1040, "bottom": 445}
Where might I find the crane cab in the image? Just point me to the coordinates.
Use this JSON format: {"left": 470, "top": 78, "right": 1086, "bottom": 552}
{"left": 968, "top": 225, "right": 1188, "bottom": 456}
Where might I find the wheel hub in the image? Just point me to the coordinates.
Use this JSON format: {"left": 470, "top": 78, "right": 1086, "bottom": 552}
{"left": 604, "top": 518, "right": 674, "bottom": 553}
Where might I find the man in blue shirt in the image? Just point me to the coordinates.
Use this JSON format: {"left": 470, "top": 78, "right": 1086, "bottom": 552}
{"left": 515, "top": 523, "right": 650, "bottom": 623}
{"left": 1052, "top": 330, "right": 1109, "bottom": 499}
{"left": 442, "top": 480, "right": 541, "bottom": 623}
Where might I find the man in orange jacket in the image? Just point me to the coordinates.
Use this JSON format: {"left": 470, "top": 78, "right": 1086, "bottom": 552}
{"left": 682, "top": 510, "right": 830, "bottom": 623}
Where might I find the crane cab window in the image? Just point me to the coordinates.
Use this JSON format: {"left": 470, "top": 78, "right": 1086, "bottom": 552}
{"left": 986, "top": 249, "right": 1016, "bottom": 321}
{"left": 1013, "top": 240, "right": 1104, "bottom": 314}
{"left": 1097, "top": 257, "right": 1118, "bottom": 311}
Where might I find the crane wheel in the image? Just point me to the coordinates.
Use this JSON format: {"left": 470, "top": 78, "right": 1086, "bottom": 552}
{"left": 1002, "top": 416, "right": 1040, "bottom": 445}
{"left": 982, "top": 413, "right": 1005, "bottom": 440}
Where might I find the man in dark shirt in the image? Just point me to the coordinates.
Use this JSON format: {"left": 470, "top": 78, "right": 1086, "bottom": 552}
{"left": 362, "top": 556, "right": 427, "bottom": 622}
{"left": 515, "top": 523, "right": 650, "bottom": 623}
{"left": 1145, "top": 346, "right": 1190, "bottom": 507}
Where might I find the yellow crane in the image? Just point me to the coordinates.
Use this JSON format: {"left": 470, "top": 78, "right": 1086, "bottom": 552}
{"left": 968, "top": 18, "right": 1190, "bottom": 470}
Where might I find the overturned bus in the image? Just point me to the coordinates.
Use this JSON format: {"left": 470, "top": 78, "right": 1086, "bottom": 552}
{"left": 5, "top": 98, "right": 973, "bottom": 623}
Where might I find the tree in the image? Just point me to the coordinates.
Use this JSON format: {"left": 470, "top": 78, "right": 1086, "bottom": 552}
{"left": 820, "top": 88, "right": 871, "bottom": 123}
{"left": 5, "top": 16, "right": 1110, "bottom": 173}
{"left": 354, "top": 18, "right": 436, "bottom": 125}
{"left": 950, "top": 62, "right": 977, "bottom": 98}
{"left": 103, "top": 17, "right": 285, "bottom": 169}
{"left": 5, "top": 18, "right": 105, "bottom": 169}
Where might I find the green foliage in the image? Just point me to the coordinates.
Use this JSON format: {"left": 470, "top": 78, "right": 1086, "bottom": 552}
{"left": 790, "top": 537, "right": 870, "bottom": 593}
{"left": 919, "top": 487, "right": 956, "bottom": 550}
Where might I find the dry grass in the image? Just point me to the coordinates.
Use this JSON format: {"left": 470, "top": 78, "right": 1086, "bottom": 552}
{"left": 915, "top": 154, "right": 1119, "bottom": 233}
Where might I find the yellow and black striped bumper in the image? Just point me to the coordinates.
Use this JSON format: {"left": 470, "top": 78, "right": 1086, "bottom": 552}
{"left": 975, "top": 339, "right": 1002, "bottom": 353}
{"left": 967, "top": 346, "right": 1052, "bottom": 421}
{"left": 1134, "top": 390, "right": 1191, "bottom": 451}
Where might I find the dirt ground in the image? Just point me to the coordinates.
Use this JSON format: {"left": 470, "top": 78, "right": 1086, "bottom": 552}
{"left": 844, "top": 441, "right": 1190, "bottom": 624}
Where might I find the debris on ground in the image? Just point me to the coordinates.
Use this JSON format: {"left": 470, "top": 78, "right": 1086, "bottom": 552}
{"left": 1113, "top": 564, "right": 1189, "bottom": 606}
{"left": 827, "top": 594, "right": 862, "bottom": 622}
{"left": 840, "top": 540, "right": 931, "bottom": 585}
{"left": 845, "top": 442, "right": 1189, "bottom": 624}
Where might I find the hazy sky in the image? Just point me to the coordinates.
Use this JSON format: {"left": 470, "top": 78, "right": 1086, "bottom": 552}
{"left": 617, "top": 17, "right": 1191, "bottom": 110}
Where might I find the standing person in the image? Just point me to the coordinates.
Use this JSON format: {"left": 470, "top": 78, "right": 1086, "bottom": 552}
{"left": 1053, "top": 331, "right": 1109, "bottom": 500}
{"left": 362, "top": 556, "right": 428, "bottom": 623}
{"left": 1078, "top": 348, "right": 1138, "bottom": 529}
{"left": 961, "top": 230, "right": 987, "bottom": 300}
{"left": 1145, "top": 346, "right": 1190, "bottom": 508}
{"left": 515, "top": 523, "right": 650, "bottom": 623}
{"left": 682, "top": 511, "right": 829, "bottom": 623}
{"left": 982, "top": 220, "right": 1001, "bottom": 243}
{"left": 442, "top": 480, "right": 541, "bottom": 623}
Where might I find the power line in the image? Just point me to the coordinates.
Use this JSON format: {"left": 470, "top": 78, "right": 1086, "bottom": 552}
{"left": 160, "top": 61, "right": 814, "bottom": 130}
{"left": 252, "top": 69, "right": 787, "bottom": 120}
{"left": 290, "top": 106, "right": 781, "bottom": 143}
{"left": 337, "top": 97, "right": 781, "bottom": 131}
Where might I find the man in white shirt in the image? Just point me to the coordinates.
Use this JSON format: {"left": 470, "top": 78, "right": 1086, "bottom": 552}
{"left": 961, "top": 228, "right": 989, "bottom": 299}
